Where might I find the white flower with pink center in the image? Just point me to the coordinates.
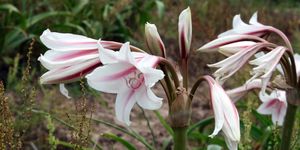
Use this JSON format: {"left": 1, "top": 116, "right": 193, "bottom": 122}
{"left": 86, "top": 42, "right": 164, "bottom": 125}
{"left": 257, "top": 90, "right": 287, "bottom": 126}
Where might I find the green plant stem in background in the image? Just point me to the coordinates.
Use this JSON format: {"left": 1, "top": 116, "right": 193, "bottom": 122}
{"left": 173, "top": 127, "right": 187, "bottom": 150}
{"left": 280, "top": 103, "right": 297, "bottom": 150}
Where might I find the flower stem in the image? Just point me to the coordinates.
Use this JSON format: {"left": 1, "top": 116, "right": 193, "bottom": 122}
{"left": 182, "top": 58, "right": 188, "bottom": 90}
{"left": 280, "top": 103, "right": 297, "bottom": 150}
{"left": 173, "top": 127, "right": 187, "bottom": 150}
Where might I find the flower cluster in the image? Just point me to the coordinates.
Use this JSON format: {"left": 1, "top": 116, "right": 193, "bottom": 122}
{"left": 199, "top": 12, "right": 297, "bottom": 128}
{"left": 40, "top": 8, "right": 300, "bottom": 150}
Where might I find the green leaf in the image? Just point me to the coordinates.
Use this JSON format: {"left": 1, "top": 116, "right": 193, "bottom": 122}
{"left": 72, "top": 0, "right": 89, "bottom": 14}
{"left": 102, "top": 133, "right": 136, "bottom": 150}
{"left": 154, "top": 110, "right": 174, "bottom": 136}
{"left": 91, "top": 118, "right": 154, "bottom": 150}
{"left": 0, "top": 3, "right": 20, "bottom": 13}
{"left": 250, "top": 124, "right": 264, "bottom": 140}
{"left": 187, "top": 117, "right": 214, "bottom": 135}
{"left": 155, "top": 0, "right": 164, "bottom": 19}
{"left": 26, "top": 11, "right": 70, "bottom": 28}
{"left": 2, "top": 28, "right": 34, "bottom": 53}
{"left": 251, "top": 109, "right": 273, "bottom": 127}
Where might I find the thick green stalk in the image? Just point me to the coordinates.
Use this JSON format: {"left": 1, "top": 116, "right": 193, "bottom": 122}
{"left": 173, "top": 127, "right": 187, "bottom": 150}
{"left": 280, "top": 103, "right": 297, "bottom": 150}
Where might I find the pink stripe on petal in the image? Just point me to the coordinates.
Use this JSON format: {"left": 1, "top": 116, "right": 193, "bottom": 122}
{"left": 62, "top": 41, "right": 97, "bottom": 45}
{"left": 50, "top": 61, "right": 101, "bottom": 83}
{"left": 266, "top": 99, "right": 277, "bottom": 108}
{"left": 123, "top": 90, "right": 135, "bottom": 122}
{"left": 180, "top": 30, "right": 187, "bottom": 58}
{"left": 101, "top": 66, "right": 136, "bottom": 81}
{"left": 55, "top": 49, "right": 98, "bottom": 61}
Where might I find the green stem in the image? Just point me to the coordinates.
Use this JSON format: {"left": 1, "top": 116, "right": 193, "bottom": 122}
{"left": 280, "top": 103, "right": 297, "bottom": 150}
{"left": 173, "top": 127, "right": 187, "bottom": 150}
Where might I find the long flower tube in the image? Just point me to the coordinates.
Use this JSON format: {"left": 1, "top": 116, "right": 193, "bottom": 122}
{"left": 189, "top": 75, "right": 240, "bottom": 150}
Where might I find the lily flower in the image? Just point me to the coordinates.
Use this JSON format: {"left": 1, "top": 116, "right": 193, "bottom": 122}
{"left": 248, "top": 46, "right": 287, "bottom": 93}
{"left": 178, "top": 7, "right": 192, "bottom": 58}
{"left": 207, "top": 43, "right": 271, "bottom": 83}
{"left": 197, "top": 34, "right": 266, "bottom": 53}
{"left": 86, "top": 42, "right": 164, "bottom": 125}
{"left": 218, "top": 12, "right": 292, "bottom": 51}
{"left": 218, "top": 12, "right": 271, "bottom": 38}
{"left": 257, "top": 90, "right": 287, "bottom": 126}
{"left": 145, "top": 22, "right": 166, "bottom": 57}
{"left": 204, "top": 76, "right": 240, "bottom": 150}
{"left": 39, "top": 29, "right": 141, "bottom": 98}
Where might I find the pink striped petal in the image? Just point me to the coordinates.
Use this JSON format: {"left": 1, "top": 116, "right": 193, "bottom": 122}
{"left": 38, "top": 50, "right": 98, "bottom": 70}
{"left": 136, "top": 85, "right": 163, "bottom": 110}
{"left": 197, "top": 35, "right": 264, "bottom": 52}
{"left": 204, "top": 76, "right": 240, "bottom": 149}
{"left": 40, "top": 58, "right": 101, "bottom": 84}
{"left": 86, "top": 63, "right": 134, "bottom": 93}
{"left": 178, "top": 7, "right": 192, "bottom": 58}
{"left": 115, "top": 87, "right": 137, "bottom": 125}
{"left": 40, "top": 29, "right": 98, "bottom": 51}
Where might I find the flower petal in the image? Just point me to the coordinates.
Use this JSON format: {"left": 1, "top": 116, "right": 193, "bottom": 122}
{"left": 38, "top": 50, "right": 98, "bottom": 70}
{"left": 40, "top": 29, "right": 97, "bottom": 51}
{"left": 86, "top": 63, "right": 133, "bottom": 93}
{"left": 115, "top": 87, "right": 137, "bottom": 125}
{"left": 59, "top": 84, "right": 71, "bottom": 99}
{"left": 40, "top": 58, "right": 100, "bottom": 84}
{"left": 223, "top": 135, "right": 238, "bottom": 150}
{"left": 209, "top": 84, "right": 225, "bottom": 137}
{"left": 136, "top": 85, "right": 163, "bottom": 110}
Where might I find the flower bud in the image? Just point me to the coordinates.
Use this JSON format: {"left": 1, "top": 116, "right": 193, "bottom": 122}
{"left": 169, "top": 87, "right": 191, "bottom": 127}
{"left": 178, "top": 7, "right": 192, "bottom": 59}
{"left": 145, "top": 22, "right": 166, "bottom": 57}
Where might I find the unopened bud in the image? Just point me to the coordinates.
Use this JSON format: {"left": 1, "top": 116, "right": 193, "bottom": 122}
{"left": 145, "top": 22, "right": 166, "bottom": 57}
{"left": 169, "top": 87, "right": 191, "bottom": 127}
{"left": 178, "top": 7, "right": 192, "bottom": 59}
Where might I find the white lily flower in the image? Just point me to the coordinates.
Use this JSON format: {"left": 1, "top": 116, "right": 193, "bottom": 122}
{"left": 208, "top": 43, "right": 268, "bottom": 83}
{"left": 257, "top": 90, "right": 287, "bottom": 126}
{"left": 178, "top": 7, "right": 192, "bottom": 58}
{"left": 248, "top": 46, "right": 286, "bottom": 93}
{"left": 204, "top": 76, "right": 240, "bottom": 150}
{"left": 145, "top": 22, "right": 166, "bottom": 57}
{"left": 39, "top": 29, "right": 137, "bottom": 98}
{"left": 218, "top": 12, "right": 271, "bottom": 38}
{"left": 86, "top": 42, "right": 164, "bottom": 125}
{"left": 197, "top": 34, "right": 265, "bottom": 53}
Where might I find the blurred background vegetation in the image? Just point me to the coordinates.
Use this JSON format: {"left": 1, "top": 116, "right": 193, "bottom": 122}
{"left": 1, "top": 0, "right": 300, "bottom": 149}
